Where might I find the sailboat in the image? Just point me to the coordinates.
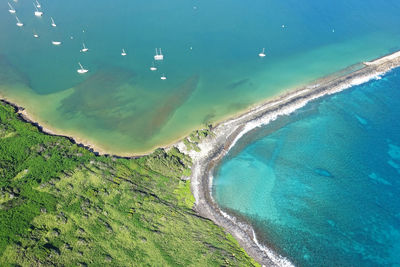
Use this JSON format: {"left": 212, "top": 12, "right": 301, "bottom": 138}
{"left": 121, "top": 49, "right": 127, "bottom": 56}
{"left": 77, "top": 62, "right": 88, "bottom": 74}
{"left": 160, "top": 74, "right": 167, "bottom": 80}
{"left": 52, "top": 41, "right": 62, "bottom": 46}
{"left": 154, "top": 48, "right": 164, "bottom": 61}
{"left": 80, "top": 43, "right": 89, "bottom": 52}
{"left": 150, "top": 62, "right": 157, "bottom": 71}
{"left": 33, "top": 30, "right": 39, "bottom": 38}
{"left": 34, "top": 3, "right": 43, "bottom": 17}
{"left": 35, "top": 0, "right": 41, "bottom": 8}
{"left": 8, "top": 2, "right": 16, "bottom": 13}
{"left": 258, "top": 48, "right": 266, "bottom": 58}
{"left": 50, "top": 17, "right": 56, "bottom": 27}
{"left": 15, "top": 16, "right": 23, "bottom": 27}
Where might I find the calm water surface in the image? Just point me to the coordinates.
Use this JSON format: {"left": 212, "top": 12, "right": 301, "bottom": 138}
{"left": 1, "top": 0, "right": 400, "bottom": 153}
{"left": 214, "top": 68, "right": 400, "bottom": 266}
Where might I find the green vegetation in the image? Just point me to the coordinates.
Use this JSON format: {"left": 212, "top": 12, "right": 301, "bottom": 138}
{"left": 183, "top": 138, "right": 201, "bottom": 152}
{"left": 0, "top": 102, "right": 258, "bottom": 266}
{"left": 184, "top": 127, "right": 214, "bottom": 152}
{"left": 189, "top": 127, "right": 213, "bottom": 143}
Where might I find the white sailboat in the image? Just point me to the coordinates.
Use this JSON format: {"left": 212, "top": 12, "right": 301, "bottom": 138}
{"left": 80, "top": 43, "right": 89, "bottom": 52}
{"left": 154, "top": 48, "right": 164, "bottom": 61}
{"left": 150, "top": 62, "right": 157, "bottom": 71}
{"left": 15, "top": 16, "right": 23, "bottom": 27}
{"left": 258, "top": 48, "right": 266, "bottom": 58}
{"left": 77, "top": 62, "right": 88, "bottom": 74}
{"left": 35, "top": 0, "right": 41, "bottom": 8}
{"left": 121, "top": 49, "right": 127, "bottom": 56}
{"left": 33, "top": 31, "right": 39, "bottom": 38}
{"left": 160, "top": 74, "right": 167, "bottom": 80}
{"left": 34, "top": 3, "right": 43, "bottom": 17}
{"left": 50, "top": 17, "right": 56, "bottom": 27}
{"left": 52, "top": 41, "right": 62, "bottom": 46}
{"left": 8, "top": 2, "right": 16, "bottom": 13}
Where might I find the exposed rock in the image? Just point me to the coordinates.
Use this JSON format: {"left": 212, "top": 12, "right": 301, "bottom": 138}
{"left": 105, "top": 255, "right": 112, "bottom": 262}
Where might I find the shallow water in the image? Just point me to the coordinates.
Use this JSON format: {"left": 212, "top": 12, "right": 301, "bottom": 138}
{"left": 1, "top": 0, "right": 400, "bottom": 153}
{"left": 213, "top": 68, "right": 400, "bottom": 266}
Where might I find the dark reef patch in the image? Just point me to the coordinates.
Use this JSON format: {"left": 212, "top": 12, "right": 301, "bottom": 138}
{"left": 225, "top": 78, "right": 251, "bottom": 90}
{"left": 0, "top": 55, "right": 31, "bottom": 89}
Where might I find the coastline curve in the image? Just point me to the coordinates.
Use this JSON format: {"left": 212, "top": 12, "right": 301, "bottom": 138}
{"left": 183, "top": 51, "right": 400, "bottom": 266}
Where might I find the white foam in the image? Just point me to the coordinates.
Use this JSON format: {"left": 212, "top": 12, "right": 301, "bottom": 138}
{"left": 214, "top": 193, "right": 294, "bottom": 267}
{"left": 203, "top": 69, "right": 387, "bottom": 266}
{"left": 251, "top": 229, "right": 295, "bottom": 267}
{"left": 364, "top": 51, "right": 400, "bottom": 66}
{"left": 185, "top": 58, "right": 397, "bottom": 266}
{"left": 227, "top": 72, "right": 385, "bottom": 152}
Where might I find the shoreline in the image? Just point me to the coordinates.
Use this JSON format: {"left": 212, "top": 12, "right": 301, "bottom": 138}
{"left": 0, "top": 60, "right": 378, "bottom": 159}
{"left": 0, "top": 95, "right": 184, "bottom": 159}
{"left": 2, "top": 50, "right": 400, "bottom": 265}
{"left": 0, "top": 99, "right": 113, "bottom": 157}
{"left": 0, "top": 60, "right": 365, "bottom": 158}
{"left": 183, "top": 50, "right": 400, "bottom": 266}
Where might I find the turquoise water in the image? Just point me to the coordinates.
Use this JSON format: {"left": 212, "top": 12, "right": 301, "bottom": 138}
{"left": 1, "top": 0, "right": 400, "bottom": 153}
{"left": 213, "top": 68, "right": 400, "bottom": 266}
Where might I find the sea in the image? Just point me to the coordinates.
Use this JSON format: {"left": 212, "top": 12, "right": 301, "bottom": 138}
{"left": 0, "top": 0, "right": 400, "bottom": 154}
{"left": 213, "top": 68, "right": 400, "bottom": 266}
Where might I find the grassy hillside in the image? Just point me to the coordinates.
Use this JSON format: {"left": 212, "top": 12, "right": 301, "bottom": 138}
{"left": 0, "top": 101, "right": 258, "bottom": 266}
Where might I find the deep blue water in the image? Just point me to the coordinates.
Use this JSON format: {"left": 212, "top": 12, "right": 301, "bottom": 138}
{"left": 213, "top": 68, "right": 400, "bottom": 266}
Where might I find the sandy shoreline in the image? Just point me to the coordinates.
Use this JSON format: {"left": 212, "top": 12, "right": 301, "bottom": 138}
{"left": 180, "top": 50, "right": 400, "bottom": 266}
{"left": 0, "top": 98, "right": 116, "bottom": 157}
{"left": 2, "top": 50, "right": 400, "bottom": 265}
{"left": 0, "top": 96, "right": 187, "bottom": 158}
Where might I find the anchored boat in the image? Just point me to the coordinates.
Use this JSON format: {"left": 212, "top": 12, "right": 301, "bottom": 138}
{"left": 8, "top": 2, "right": 16, "bottom": 13}
{"left": 77, "top": 62, "right": 88, "bottom": 74}
{"left": 258, "top": 48, "right": 266, "bottom": 58}
{"left": 154, "top": 48, "right": 164, "bottom": 61}
{"left": 81, "top": 43, "right": 89, "bottom": 52}
{"left": 15, "top": 16, "right": 23, "bottom": 27}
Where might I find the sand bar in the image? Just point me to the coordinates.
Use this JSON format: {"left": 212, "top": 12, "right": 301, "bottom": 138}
{"left": 2, "top": 49, "right": 400, "bottom": 265}
{"left": 180, "top": 50, "right": 400, "bottom": 266}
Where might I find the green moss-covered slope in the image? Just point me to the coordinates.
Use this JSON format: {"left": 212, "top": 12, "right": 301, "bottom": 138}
{"left": 0, "top": 102, "right": 258, "bottom": 266}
